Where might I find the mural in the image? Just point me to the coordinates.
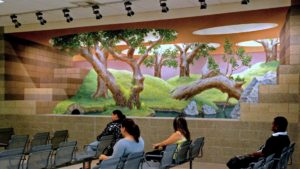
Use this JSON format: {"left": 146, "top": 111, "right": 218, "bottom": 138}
{"left": 50, "top": 28, "right": 279, "bottom": 118}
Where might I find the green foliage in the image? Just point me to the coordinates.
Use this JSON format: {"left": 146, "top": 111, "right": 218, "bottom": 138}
{"left": 192, "top": 43, "right": 215, "bottom": 61}
{"left": 234, "top": 75, "right": 245, "bottom": 82}
{"left": 208, "top": 56, "right": 219, "bottom": 71}
{"left": 144, "top": 47, "right": 178, "bottom": 68}
{"left": 224, "top": 38, "right": 233, "bottom": 55}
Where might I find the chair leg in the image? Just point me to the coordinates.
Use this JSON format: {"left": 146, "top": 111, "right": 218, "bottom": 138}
{"left": 189, "top": 160, "right": 193, "bottom": 169}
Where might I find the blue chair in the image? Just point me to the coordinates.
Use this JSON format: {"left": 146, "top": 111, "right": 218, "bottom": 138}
{"left": 0, "top": 148, "right": 24, "bottom": 169}
{"left": 24, "top": 144, "right": 52, "bottom": 169}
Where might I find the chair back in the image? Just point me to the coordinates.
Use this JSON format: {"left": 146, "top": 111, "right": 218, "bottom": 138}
{"left": 250, "top": 158, "right": 264, "bottom": 169}
{"left": 52, "top": 141, "right": 77, "bottom": 167}
{"left": 263, "top": 154, "right": 275, "bottom": 169}
{"left": 31, "top": 132, "right": 50, "bottom": 147}
{"left": 275, "top": 147, "right": 289, "bottom": 169}
{"left": 7, "top": 135, "right": 29, "bottom": 153}
{"left": 0, "top": 128, "right": 14, "bottom": 147}
{"left": 190, "top": 137, "right": 205, "bottom": 159}
{"left": 95, "top": 135, "right": 114, "bottom": 157}
{"left": 122, "top": 151, "right": 144, "bottom": 169}
{"left": 26, "top": 144, "right": 52, "bottom": 169}
{"left": 160, "top": 144, "right": 177, "bottom": 169}
{"left": 51, "top": 130, "right": 68, "bottom": 150}
{"left": 98, "top": 156, "right": 121, "bottom": 169}
{"left": 174, "top": 141, "right": 191, "bottom": 164}
{"left": 26, "top": 132, "right": 50, "bottom": 154}
{"left": 0, "top": 148, "right": 23, "bottom": 169}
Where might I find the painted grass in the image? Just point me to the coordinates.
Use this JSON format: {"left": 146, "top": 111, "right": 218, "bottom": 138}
{"left": 53, "top": 61, "right": 279, "bottom": 115}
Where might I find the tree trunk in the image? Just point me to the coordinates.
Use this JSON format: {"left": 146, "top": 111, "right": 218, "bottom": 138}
{"left": 80, "top": 48, "right": 127, "bottom": 107}
{"left": 256, "top": 39, "right": 279, "bottom": 63}
{"left": 92, "top": 76, "right": 108, "bottom": 98}
{"left": 127, "top": 65, "right": 144, "bottom": 109}
{"left": 153, "top": 55, "right": 161, "bottom": 78}
{"left": 171, "top": 75, "right": 244, "bottom": 100}
{"left": 154, "top": 64, "right": 161, "bottom": 78}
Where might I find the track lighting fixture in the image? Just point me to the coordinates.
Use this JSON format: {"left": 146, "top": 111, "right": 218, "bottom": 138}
{"left": 241, "top": 0, "right": 250, "bottom": 5}
{"left": 92, "top": 4, "right": 102, "bottom": 20}
{"left": 35, "top": 11, "right": 47, "bottom": 25}
{"left": 10, "top": 14, "right": 21, "bottom": 28}
{"left": 160, "top": 0, "right": 169, "bottom": 13}
{"left": 199, "top": 0, "right": 207, "bottom": 9}
{"left": 62, "top": 8, "right": 73, "bottom": 23}
{"left": 124, "top": 0, "right": 134, "bottom": 17}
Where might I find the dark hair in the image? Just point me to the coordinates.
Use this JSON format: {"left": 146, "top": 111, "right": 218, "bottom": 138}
{"left": 113, "top": 110, "right": 126, "bottom": 121}
{"left": 274, "top": 116, "right": 288, "bottom": 132}
{"left": 121, "top": 118, "right": 140, "bottom": 143}
{"left": 173, "top": 116, "right": 190, "bottom": 141}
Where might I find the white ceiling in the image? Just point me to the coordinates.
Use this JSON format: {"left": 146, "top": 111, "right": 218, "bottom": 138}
{"left": 0, "top": 0, "right": 291, "bottom": 32}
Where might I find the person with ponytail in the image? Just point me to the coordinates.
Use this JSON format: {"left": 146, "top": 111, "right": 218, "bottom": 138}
{"left": 99, "top": 118, "right": 144, "bottom": 161}
{"left": 87, "top": 110, "right": 126, "bottom": 155}
{"left": 145, "top": 116, "right": 191, "bottom": 161}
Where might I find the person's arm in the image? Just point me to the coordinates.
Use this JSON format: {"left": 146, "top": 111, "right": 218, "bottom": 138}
{"left": 153, "top": 131, "right": 181, "bottom": 149}
{"left": 97, "top": 123, "right": 111, "bottom": 141}
{"left": 100, "top": 139, "right": 125, "bottom": 160}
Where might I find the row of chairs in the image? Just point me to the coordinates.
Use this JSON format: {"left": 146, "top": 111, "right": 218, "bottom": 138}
{"left": 245, "top": 143, "right": 295, "bottom": 169}
{"left": 0, "top": 129, "right": 69, "bottom": 153}
{"left": 0, "top": 135, "right": 115, "bottom": 169}
{"left": 142, "top": 137, "right": 205, "bottom": 169}
{"left": 0, "top": 141, "right": 77, "bottom": 169}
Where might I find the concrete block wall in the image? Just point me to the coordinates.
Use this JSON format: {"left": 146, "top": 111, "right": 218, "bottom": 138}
{"left": 0, "top": 27, "right": 4, "bottom": 101}
{"left": 240, "top": 5, "right": 300, "bottom": 123}
{"left": 0, "top": 35, "right": 88, "bottom": 114}
{"left": 0, "top": 115, "right": 298, "bottom": 168}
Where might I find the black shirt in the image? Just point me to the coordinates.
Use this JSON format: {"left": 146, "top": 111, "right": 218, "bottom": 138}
{"left": 262, "top": 134, "right": 290, "bottom": 157}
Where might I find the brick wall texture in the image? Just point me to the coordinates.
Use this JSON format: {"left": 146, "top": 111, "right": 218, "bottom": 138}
{"left": 0, "top": 115, "right": 298, "bottom": 168}
{"left": 1, "top": 35, "right": 88, "bottom": 114}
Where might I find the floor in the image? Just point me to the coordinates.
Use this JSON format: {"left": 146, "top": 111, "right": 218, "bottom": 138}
{"left": 60, "top": 160, "right": 228, "bottom": 169}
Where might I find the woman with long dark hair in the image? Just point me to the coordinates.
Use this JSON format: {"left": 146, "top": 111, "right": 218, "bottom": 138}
{"left": 99, "top": 118, "right": 144, "bottom": 160}
{"left": 87, "top": 109, "right": 126, "bottom": 155}
{"left": 145, "top": 116, "right": 190, "bottom": 161}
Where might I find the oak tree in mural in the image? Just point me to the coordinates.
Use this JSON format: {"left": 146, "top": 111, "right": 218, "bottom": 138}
{"left": 175, "top": 43, "right": 215, "bottom": 77}
{"left": 100, "top": 29, "right": 177, "bottom": 109}
{"left": 52, "top": 32, "right": 127, "bottom": 106}
{"left": 256, "top": 38, "right": 279, "bottom": 63}
{"left": 143, "top": 47, "right": 178, "bottom": 78}
{"left": 52, "top": 29, "right": 177, "bottom": 109}
{"left": 171, "top": 39, "right": 251, "bottom": 101}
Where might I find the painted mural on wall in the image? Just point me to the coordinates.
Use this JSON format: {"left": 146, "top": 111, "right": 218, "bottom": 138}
{"left": 51, "top": 29, "right": 279, "bottom": 118}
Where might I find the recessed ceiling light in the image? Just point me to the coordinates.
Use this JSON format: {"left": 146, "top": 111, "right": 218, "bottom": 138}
{"left": 0, "top": 0, "right": 5, "bottom": 3}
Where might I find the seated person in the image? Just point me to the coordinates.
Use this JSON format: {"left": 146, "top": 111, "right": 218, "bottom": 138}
{"left": 87, "top": 110, "right": 126, "bottom": 155}
{"left": 98, "top": 118, "right": 144, "bottom": 161}
{"left": 227, "top": 116, "right": 290, "bottom": 169}
{"left": 145, "top": 116, "right": 191, "bottom": 162}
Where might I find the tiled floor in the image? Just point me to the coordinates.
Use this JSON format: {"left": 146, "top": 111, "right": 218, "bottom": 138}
{"left": 60, "top": 160, "right": 228, "bottom": 169}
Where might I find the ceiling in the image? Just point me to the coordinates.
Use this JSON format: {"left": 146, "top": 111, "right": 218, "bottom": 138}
{"left": 0, "top": 0, "right": 291, "bottom": 33}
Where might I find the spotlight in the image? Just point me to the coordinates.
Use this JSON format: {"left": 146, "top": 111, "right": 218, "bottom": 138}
{"left": 241, "top": 0, "right": 250, "bottom": 4}
{"left": 62, "top": 8, "right": 73, "bottom": 23}
{"left": 124, "top": 0, "right": 134, "bottom": 17}
{"left": 10, "top": 14, "right": 21, "bottom": 28}
{"left": 160, "top": 0, "right": 169, "bottom": 13}
{"left": 199, "top": 0, "right": 207, "bottom": 9}
{"left": 35, "top": 11, "right": 47, "bottom": 25}
{"left": 92, "top": 4, "right": 102, "bottom": 20}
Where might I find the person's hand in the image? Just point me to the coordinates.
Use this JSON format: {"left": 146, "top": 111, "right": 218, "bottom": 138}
{"left": 152, "top": 143, "right": 160, "bottom": 149}
{"left": 99, "top": 154, "right": 108, "bottom": 160}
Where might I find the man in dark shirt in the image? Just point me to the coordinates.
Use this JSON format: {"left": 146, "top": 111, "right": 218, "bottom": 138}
{"left": 227, "top": 116, "right": 290, "bottom": 169}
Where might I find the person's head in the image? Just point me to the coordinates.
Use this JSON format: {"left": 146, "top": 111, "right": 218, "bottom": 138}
{"left": 173, "top": 116, "right": 190, "bottom": 140}
{"left": 121, "top": 118, "right": 140, "bottom": 143}
{"left": 272, "top": 116, "right": 288, "bottom": 132}
{"left": 111, "top": 109, "right": 126, "bottom": 122}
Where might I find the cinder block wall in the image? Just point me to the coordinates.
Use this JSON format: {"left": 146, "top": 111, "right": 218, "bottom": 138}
{"left": 0, "top": 115, "right": 298, "bottom": 168}
{"left": 0, "top": 35, "right": 88, "bottom": 114}
{"left": 0, "top": 27, "right": 4, "bottom": 101}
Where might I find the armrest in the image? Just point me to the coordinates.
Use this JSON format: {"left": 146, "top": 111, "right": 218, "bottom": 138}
{"left": 99, "top": 157, "right": 121, "bottom": 169}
